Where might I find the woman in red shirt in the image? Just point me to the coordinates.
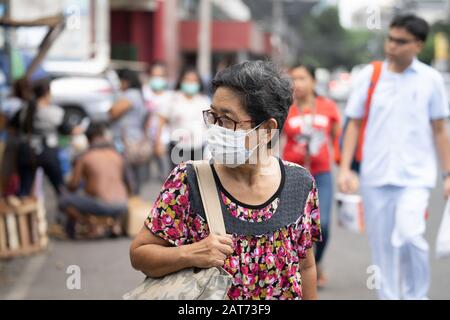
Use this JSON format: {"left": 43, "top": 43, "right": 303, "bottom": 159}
{"left": 283, "top": 64, "right": 341, "bottom": 287}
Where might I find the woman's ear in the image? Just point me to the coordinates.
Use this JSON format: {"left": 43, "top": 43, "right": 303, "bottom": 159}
{"left": 264, "top": 118, "right": 278, "bottom": 131}
{"left": 261, "top": 118, "right": 279, "bottom": 146}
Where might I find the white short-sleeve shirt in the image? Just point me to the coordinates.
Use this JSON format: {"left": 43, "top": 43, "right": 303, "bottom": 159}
{"left": 143, "top": 87, "right": 173, "bottom": 144}
{"left": 345, "top": 58, "right": 449, "bottom": 188}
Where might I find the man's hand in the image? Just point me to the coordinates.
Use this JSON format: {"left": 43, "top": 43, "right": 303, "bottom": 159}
{"left": 337, "top": 168, "right": 359, "bottom": 194}
{"left": 444, "top": 176, "right": 450, "bottom": 199}
{"left": 431, "top": 119, "right": 450, "bottom": 199}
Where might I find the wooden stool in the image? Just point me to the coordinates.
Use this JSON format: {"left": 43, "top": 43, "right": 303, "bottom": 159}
{"left": 66, "top": 212, "right": 127, "bottom": 240}
{"left": 0, "top": 196, "right": 48, "bottom": 259}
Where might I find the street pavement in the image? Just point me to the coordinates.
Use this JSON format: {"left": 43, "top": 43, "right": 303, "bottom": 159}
{"left": 1, "top": 164, "right": 449, "bottom": 300}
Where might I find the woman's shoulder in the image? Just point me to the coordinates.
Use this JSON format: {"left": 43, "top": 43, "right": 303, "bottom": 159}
{"left": 316, "top": 96, "right": 340, "bottom": 119}
{"left": 316, "top": 96, "right": 338, "bottom": 109}
{"left": 124, "top": 88, "right": 142, "bottom": 98}
{"left": 285, "top": 104, "right": 299, "bottom": 117}
{"left": 281, "top": 158, "right": 308, "bottom": 171}
{"left": 159, "top": 162, "right": 191, "bottom": 191}
{"left": 166, "top": 161, "right": 189, "bottom": 177}
{"left": 37, "top": 104, "right": 64, "bottom": 121}
{"left": 280, "top": 159, "right": 315, "bottom": 187}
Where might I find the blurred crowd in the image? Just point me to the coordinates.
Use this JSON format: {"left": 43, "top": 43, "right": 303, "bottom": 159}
{"left": 0, "top": 12, "right": 449, "bottom": 300}
{"left": 0, "top": 60, "right": 215, "bottom": 238}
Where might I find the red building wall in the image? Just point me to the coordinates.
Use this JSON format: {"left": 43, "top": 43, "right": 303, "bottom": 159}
{"left": 110, "top": 7, "right": 163, "bottom": 63}
{"left": 179, "top": 20, "right": 267, "bottom": 55}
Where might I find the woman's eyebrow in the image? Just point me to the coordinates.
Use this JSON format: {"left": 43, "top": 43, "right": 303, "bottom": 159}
{"left": 210, "top": 104, "right": 234, "bottom": 115}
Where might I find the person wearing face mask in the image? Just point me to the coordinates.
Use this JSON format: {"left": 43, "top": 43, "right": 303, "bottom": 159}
{"left": 130, "top": 61, "right": 322, "bottom": 300}
{"left": 143, "top": 62, "right": 173, "bottom": 181}
{"left": 110, "top": 69, "right": 150, "bottom": 195}
{"left": 154, "top": 66, "right": 210, "bottom": 170}
{"left": 282, "top": 63, "right": 341, "bottom": 288}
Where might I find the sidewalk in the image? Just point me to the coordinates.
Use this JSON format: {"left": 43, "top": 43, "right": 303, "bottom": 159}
{"left": 1, "top": 169, "right": 449, "bottom": 300}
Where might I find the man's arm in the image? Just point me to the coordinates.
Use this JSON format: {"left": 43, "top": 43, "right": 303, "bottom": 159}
{"left": 432, "top": 119, "right": 450, "bottom": 197}
{"left": 337, "top": 119, "right": 361, "bottom": 193}
{"left": 340, "top": 119, "right": 361, "bottom": 171}
{"left": 67, "top": 156, "right": 84, "bottom": 191}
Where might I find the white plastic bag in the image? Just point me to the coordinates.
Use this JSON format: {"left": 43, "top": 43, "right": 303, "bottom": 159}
{"left": 335, "top": 192, "right": 365, "bottom": 233}
{"left": 436, "top": 199, "right": 450, "bottom": 259}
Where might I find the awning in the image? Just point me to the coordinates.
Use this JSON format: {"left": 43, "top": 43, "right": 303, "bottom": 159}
{"left": 110, "top": 0, "right": 158, "bottom": 11}
{"left": 212, "top": 0, "right": 251, "bottom": 21}
{"left": 0, "top": 14, "right": 66, "bottom": 82}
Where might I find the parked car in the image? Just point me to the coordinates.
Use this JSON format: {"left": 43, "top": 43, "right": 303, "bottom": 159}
{"left": 50, "top": 69, "right": 120, "bottom": 125}
{"left": 329, "top": 69, "right": 352, "bottom": 102}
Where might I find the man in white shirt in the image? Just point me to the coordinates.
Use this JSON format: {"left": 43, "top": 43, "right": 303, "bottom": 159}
{"left": 338, "top": 14, "right": 450, "bottom": 299}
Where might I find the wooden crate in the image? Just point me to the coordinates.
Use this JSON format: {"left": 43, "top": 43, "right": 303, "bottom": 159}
{"left": 0, "top": 196, "right": 48, "bottom": 259}
{"left": 126, "top": 196, "right": 152, "bottom": 237}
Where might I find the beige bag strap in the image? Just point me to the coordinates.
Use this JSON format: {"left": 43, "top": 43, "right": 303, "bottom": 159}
{"left": 192, "top": 160, "right": 226, "bottom": 236}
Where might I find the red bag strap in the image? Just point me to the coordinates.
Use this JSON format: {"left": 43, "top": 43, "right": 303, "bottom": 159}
{"left": 355, "top": 61, "right": 383, "bottom": 162}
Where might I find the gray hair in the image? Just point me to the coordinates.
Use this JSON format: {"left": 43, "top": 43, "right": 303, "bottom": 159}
{"left": 212, "top": 60, "right": 293, "bottom": 135}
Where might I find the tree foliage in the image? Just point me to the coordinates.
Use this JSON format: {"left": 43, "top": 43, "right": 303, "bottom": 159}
{"left": 298, "top": 6, "right": 375, "bottom": 70}
{"left": 419, "top": 20, "right": 450, "bottom": 65}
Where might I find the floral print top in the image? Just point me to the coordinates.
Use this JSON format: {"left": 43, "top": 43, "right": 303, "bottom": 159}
{"left": 145, "top": 159, "right": 321, "bottom": 300}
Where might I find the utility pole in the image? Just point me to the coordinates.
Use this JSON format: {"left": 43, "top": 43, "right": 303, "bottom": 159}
{"left": 272, "top": 0, "right": 283, "bottom": 65}
{"left": 197, "top": 0, "right": 211, "bottom": 82}
{"left": 3, "top": 0, "right": 13, "bottom": 85}
{"left": 164, "top": 0, "right": 179, "bottom": 84}
{"left": 447, "top": 0, "right": 450, "bottom": 23}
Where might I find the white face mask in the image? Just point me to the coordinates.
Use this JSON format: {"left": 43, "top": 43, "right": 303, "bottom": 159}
{"left": 207, "top": 122, "right": 264, "bottom": 167}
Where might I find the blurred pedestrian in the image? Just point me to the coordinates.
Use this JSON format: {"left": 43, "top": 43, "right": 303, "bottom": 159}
{"left": 110, "top": 69, "right": 151, "bottom": 195}
{"left": 0, "top": 79, "right": 27, "bottom": 196}
{"left": 282, "top": 63, "right": 341, "bottom": 288}
{"left": 59, "top": 123, "right": 129, "bottom": 238}
{"left": 338, "top": 14, "right": 450, "bottom": 300}
{"left": 154, "top": 66, "right": 210, "bottom": 170}
{"left": 12, "top": 78, "right": 82, "bottom": 197}
{"left": 130, "top": 60, "right": 321, "bottom": 300}
{"left": 143, "top": 61, "right": 172, "bottom": 182}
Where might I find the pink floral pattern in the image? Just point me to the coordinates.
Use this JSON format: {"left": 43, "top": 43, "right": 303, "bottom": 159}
{"left": 222, "top": 193, "right": 279, "bottom": 223}
{"left": 145, "top": 161, "right": 321, "bottom": 300}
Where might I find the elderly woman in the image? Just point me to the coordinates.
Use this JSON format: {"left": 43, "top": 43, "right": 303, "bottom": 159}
{"left": 130, "top": 61, "right": 321, "bottom": 300}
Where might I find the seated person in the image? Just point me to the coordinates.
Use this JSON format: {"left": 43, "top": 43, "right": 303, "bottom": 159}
{"left": 59, "top": 123, "right": 130, "bottom": 238}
